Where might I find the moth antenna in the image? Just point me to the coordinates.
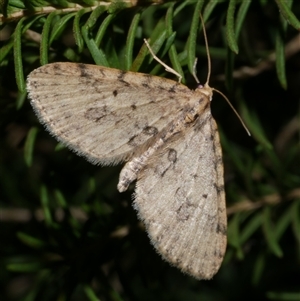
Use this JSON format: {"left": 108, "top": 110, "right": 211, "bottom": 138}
{"left": 199, "top": 14, "right": 211, "bottom": 85}
{"left": 213, "top": 88, "right": 251, "bottom": 136}
{"left": 200, "top": 14, "right": 250, "bottom": 136}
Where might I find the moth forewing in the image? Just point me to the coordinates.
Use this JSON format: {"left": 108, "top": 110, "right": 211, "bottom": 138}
{"left": 27, "top": 63, "right": 193, "bottom": 165}
{"left": 133, "top": 87, "right": 226, "bottom": 280}
{"left": 27, "top": 46, "right": 227, "bottom": 280}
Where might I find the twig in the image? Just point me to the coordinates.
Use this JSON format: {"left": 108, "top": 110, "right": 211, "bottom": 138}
{"left": 216, "top": 34, "right": 300, "bottom": 80}
{"left": 226, "top": 188, "right": 300, "bottom": 215}
{"left": 2, "top": 188, "right": 300, "bottom": 222}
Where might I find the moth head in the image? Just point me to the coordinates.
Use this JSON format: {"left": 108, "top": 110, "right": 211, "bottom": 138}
{"left": 196, "top": 82, "right": 213, "bottom": 101}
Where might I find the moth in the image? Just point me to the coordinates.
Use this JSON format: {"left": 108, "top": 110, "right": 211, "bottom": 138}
{"left": 26, "top": 33, "right": 228, "bottom": 280}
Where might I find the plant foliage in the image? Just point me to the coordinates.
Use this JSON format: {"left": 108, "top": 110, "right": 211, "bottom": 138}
{"left": 1, "top": 1, "right": 300, "bottom": 300}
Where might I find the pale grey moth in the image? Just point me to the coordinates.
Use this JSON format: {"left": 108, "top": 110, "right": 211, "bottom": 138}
{"left": 26, "top": 40, "right": 227, "bottom": 280}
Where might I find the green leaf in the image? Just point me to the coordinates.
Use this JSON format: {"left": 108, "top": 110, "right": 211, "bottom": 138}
{"left": 0, "top": 38, "right": 14, "bottom": 63}
{"left": 252, "top": 253, "right": 266, "bottom": 286}
{"left": 83, "top": 285, "right": 100, "bottom": 301}
{"left": 0, "top": 0, "right": 9, "bottom": 16}
{"left": 235, "top": 0, "right": 251, "bottom": 38}
{"left": 145, "top": 30, "right": 167, "bottom": 68}
{"left": 73, "top": 7, "right": 92, "bottom": 52}
{"left": 228, "top": 213, "right": 244, "bottom": 259}
{"left": 161, "top": 31, "right": 176, "bottom": 58}
{"left": 54, "top": 189, "right": 67, "bottom": 207}
{"left": 40, "top": 185, "right": 53, "bottom": 227}
{"left": 24, "top": 127, "right": 38, "bottom": 167}
{"left": 165, "top": 3, "right": 184, "bottom": 82}
{"left": 266, "top": 291, "right": 300, "bottom": 300}
{"left": 291, "top": 199, "right": 300, "bottom": 244}
{"left": 82, "top": 25, "right": 109, "bottom": 66}
{"left": 187, "top": 0, "right": 204, "bottom": 76}
{"left": 125, "top": 11, "right": 141, "bottom": 70}
{"left": 84, "top": 4, "right": 107, "bottom": 29}
{"left": 274, "top": 205, "right": 293, "bottom": 242}
{"left": 50, "top": 0, "right": 73, "bottom": 8}
{"left": 240, "top": 212, "right": 262, "bottom": 244}
{"left": 7, "top": 261, "right": 42, "bottom": 272}
{"left": 81, "top": 6, "right": 110, "bottom": 66}
{"left": 105, "top": 39, "right": 120, "bottom": 68}
{"left": 12, "top": 15, "right": 44, "bottom": 92}
{"left": 262, "top": 207, "right": 283, "bottom": 257}
{"left": 49, "top": 12, "right": 77, "bottom": 45}
{"left": 40, "top": 11, "right": 58, "bottom": 65}
{"left": 14, "top": 16, "right": 26, "bottom": 92}
{"left": 275, "top": 21, "right": 288, "bottom": 89}
{"left": 275, "top": 0, "right": 300, "bottom": 30}
{"left": 95, "top": 12, "right": 115, "bottom": 47}
{"left": 226, "top": 0, "right": 239, "bottom": 54}
{"left": 239, "top": 97, "right": 273, "bottom": 150}
{"left": 16, "top": 90, "right": 27, "bottom": 109}
{"left": 203, "top": 0, "right": 220, "bottom": 22}
{"left": 17, "top": 232, "right": 46, "bottom": 248}
{"left": 131, "top": 18, "right": 166, "bottom": 72}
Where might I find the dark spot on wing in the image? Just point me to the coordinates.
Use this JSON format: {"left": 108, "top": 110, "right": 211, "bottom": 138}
{"left": 120, "top": 80, "right": 131, "bottom": 86}
{"left": 209, "top": 126, "right": 218, "bottom": 142}
{"left": 113, "top": 90, "right": 118, "bottom": 97}
{"left": 84, "top": 107, "right": 107, "bottom": 122}
{"left": 117, "top": 70, "right": 126, "bottom": 80}
{"left": 155, "top": 232, "right": 164, "bottom": 243}
{"left": 216, "top": 223, "right": 227, "bottom": 236}
{"left": 214, "top": 183, "right": 225, "bottom": 194}
{"left": 142, "top": 126, "right": 158, "bottom": 136}
{"left": 214, "top": 249, "right": 225, "bottom": 258}
{"left": 78, "top": 63, "right": 89, "bottom": 77}
{"left": 175, "top": 187, "right": 187, "bottom": 200}
{"left": 114, "top": 119, "right": 122, "bottom": 126}
{"left": 154, "top": 161, "right": 172, "bottom": 178}
{"left": 176, "top": 205, "right": 190, "bottom": 221}
{"left": 167, "top": 148, "right": 177, "bottom": 163}
{"left": 128, "top": 135, "right": 138, "bottom": 147}
{"left": 158, "top": 85, "right": 166, "bottom": 91}
{"left": 117, "top": 70, "right": 131, "bottom": 86}
{"left": 142, "top": 74, "right": 152, "bottom": 88}
{"left": 29, "top": 80, "right": 38, "bottom": 89}
{"left": 98, "top": 68, "right": 105, "bottom": 77}
{"left": 185, "top": 265, "right": 192, "bottom": 275}
{"left": 91, "top": 81, "right": 103, "bottom": 93}
{"left": 168, "top": 84, "right": 177, "bottom": 93}
{"left": 128, "top": 133, "right": 147, "bottom": 147}
{"left": 215, "top": 156, "right": 223, "bottom": 167}
{"left": 175, "top": 257, "right": 182, "bottom": 265}
{"left": 134, "top": 121, "right": 144, "bottom": 129}
{"left": 176, "top": 202, "right": 196, "bottom": 222}
{"left": 202, "top": 194, "right": 208, "bottom": 199}
{"left": 52, "top": 63, "right": 62, "bottom": 74}
{"left": 131, "top": 104, "right": 137, "bottom": 110}
{"left": 193, "top": 113, "right": 211, "bottom": 132}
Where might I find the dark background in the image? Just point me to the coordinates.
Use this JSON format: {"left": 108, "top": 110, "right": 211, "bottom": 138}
{"left": 1, "top": 1, "right": 300, "bottom": 300}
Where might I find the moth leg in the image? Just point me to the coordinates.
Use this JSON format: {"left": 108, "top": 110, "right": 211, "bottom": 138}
{"left": 143, "top": 39, "right": 182, "bottom": 83}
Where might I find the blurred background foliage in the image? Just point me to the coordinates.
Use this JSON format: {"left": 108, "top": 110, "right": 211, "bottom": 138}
{"left": 1, "top": 0, "right": 300, "bottom": 300}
